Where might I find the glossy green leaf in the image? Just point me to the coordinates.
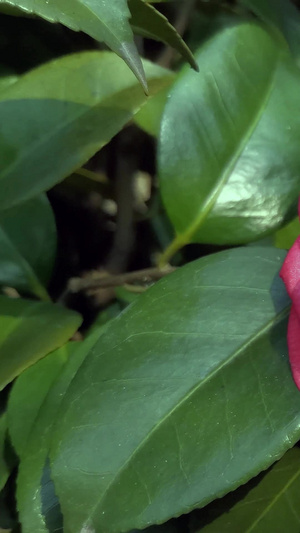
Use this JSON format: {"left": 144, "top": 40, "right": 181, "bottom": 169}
{"left": 0, "top": 296, "right": 81, "bottom": 390}
{"left": 45, "top": 247, "right": 300, "bottom": 533}
{"left": 0, "top": 51, "right": 172, "bottom": 211}
{"left": 247, "top": 216, "right": 300, "bottom": 250}
{"left": 129, "top": 0, "right": 198, "bottom": 70}
{"left": 0, "top": 0, "right": 147, "bottom": 90}
{"left": 8, "top": 327, "right": 106, "bottom": 533}
{"left": 190, "top": 447, "right": 300, "bottom": 533}
{"left": 240, "top": 0, "right": 300, "bottom": 64}
{"left": 0, "top": 195, "right": 56, "bottom": 300}
{"left": 0, "top": 414, "right": 9, "bottom": 492}
{"left": 158, "top": 20, "right": 300, "bottom": 258}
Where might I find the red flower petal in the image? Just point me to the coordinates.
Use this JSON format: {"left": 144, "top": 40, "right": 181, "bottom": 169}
{"left": 280, "top": 236, "right": 300, "bottom": 298}
{"left": 287, "top": 304, "right": 300, "bottom": 390}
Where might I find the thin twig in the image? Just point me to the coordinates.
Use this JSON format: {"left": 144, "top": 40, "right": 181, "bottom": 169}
{"left": 68, "top": 266, "right": 176, "bottom": 293}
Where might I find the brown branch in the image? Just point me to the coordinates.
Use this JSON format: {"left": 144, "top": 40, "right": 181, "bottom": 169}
{"left": 68, "top": 265, "right": 176, "bottom": 293}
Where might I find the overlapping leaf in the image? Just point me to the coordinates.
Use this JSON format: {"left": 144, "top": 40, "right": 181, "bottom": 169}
{"left": 0, "top": 296, "right": 81, "bottom": 390}
{"left": 240, "top": 0, "right": 300, "bottom": 64}
{"left": 0, "top": 0, "right": 147, "bottom": 90}
{"left": 29, "top": 246, "right": 300, "bottom": 532}
{"left": 158, "top": 20, "right": 300, "bottom": 253}
{"left": 129, "top": 0, "right": 197, "bottom": 70}
{"left": 0, "top": 195, "right": 56, "bottom": 300}
{"left": 135, "top": 84, "right": 171, "bottom": 136}
{"left": 0, "top": 51, "right": 172, "bottom": 210}
{"left": 8, "top": 345, "right": 73, "bottom": 533}
{"left": 8, "top": 328, "right": 106, "bottom": 533}
{"left": 190, "top": 448, "right": 300, "bottom": 532}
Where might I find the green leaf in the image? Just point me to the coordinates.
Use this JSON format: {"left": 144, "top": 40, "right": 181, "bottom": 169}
{"left": 40, "top": 461, "right": 63, "bottom": 533}
{"left": 239, "top": 0, "right": 300, "bottom": 64}
{"left": 0, "top": 296, "right": 81, "bottom": 390}
{"left": 8, "top": 346, "right": 72, "bottom": 533}
{"left": 0, "top": 0, "right": 147, "bottom": 91}
{"left": 46, "top": 247, "right": 300, "bottom": 533}
{"left": 0, "top": 51, "right": 172, "bottom": 211}
{"left": 247, "top": 216, "right": 300, "bottom": 250}
{"left": 8, "top": 345, "right": 72, "bottom": 459}
{"left": 0, "top": 68, "right": 18, "bottom": 94}
{"left": 0, "top": 195, "right": 56, "bottom": 300}
{"left": 190, "top": 447, "right": 300, "bottom": 532}
{"left": 274, "top": 217, "right": 300, "bottom": 249}
{"left": 158, "top": 20, "right": 300, "bottom": 261}
{"left": 8, "top": 329, "right": 105, "bottom": 533}
{"left": 135, "top": 84, "right": 171, "bottom": 136}
{"left": 129, "top": 0, "right": 198, "bottom": 70}
{"left": 0, "top": 414, "right": 9, "bottom": 492}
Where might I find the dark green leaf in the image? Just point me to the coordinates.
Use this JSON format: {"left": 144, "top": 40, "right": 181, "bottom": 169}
{"left": 0, "top": 296, "right": 81, "bottom": 390}
{"left": 8, "top": 345, "right": 73, "bottom": 458}
{"left": 8, "top": 328, "right": 106, "bottom": 533}
{"left": 129, "top": 0, "right": 198, "bottom": 70}
{"left": 0, "top": 51, "right": 172, "bottom": 211}
{"left": 0, "top": 195, "right": 56, "bottom": 300}
{"left": 158, "top": 20, "right": 300, "bottom": 258}
{"left": 40, "top": 461, "right": 63, "bottom": 533}
{"left": 8, "top": 346, "right": 70, "bottom": 533}
{"left": 190, "top": 447, "right": 300, "bottom": 533}
{"left": 239, "top": 0, "right": 300, "bottom": 64}
{"left": 45, "top": 247, "right": 300, "bottom": 532}
{"left": 0, "top": 0, "right": 147, "bottom": 90}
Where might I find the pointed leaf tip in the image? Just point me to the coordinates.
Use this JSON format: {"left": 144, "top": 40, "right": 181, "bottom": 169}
{"left": 119, "top": 41, "right": 148, "bottom": 93}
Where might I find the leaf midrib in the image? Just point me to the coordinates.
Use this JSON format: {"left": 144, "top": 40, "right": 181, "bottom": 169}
{"left": 245, "top": 463, "right": 300, "bottom": 532}
{"left": 87, "top": 304, "right": 290, "bottom": 524}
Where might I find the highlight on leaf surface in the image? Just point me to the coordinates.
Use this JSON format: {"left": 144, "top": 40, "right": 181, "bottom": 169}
{"left": 159, "top": 19, "right": 300, "bottom": 262}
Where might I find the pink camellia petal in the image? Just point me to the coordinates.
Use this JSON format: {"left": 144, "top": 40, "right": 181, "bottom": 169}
{"left": 280, "top": 236, "right": 300, "bottom": 298}
{"left": 287, "top": 304, "right": 300, "bottom": 390}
